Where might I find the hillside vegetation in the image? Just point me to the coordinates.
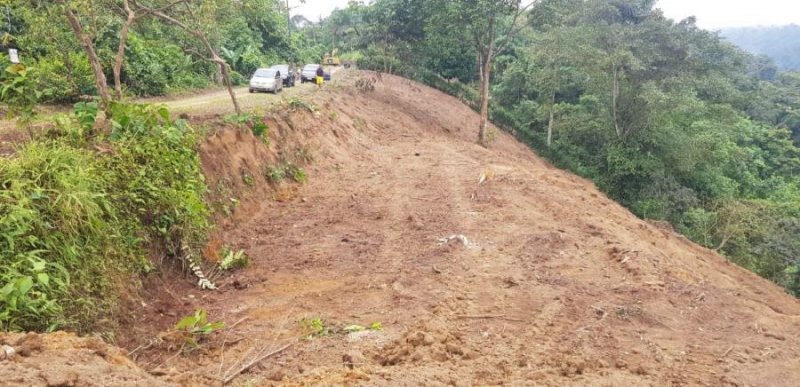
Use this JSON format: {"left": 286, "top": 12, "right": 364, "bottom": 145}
{"left": 0, "top": 103, "right": 209, "bottom": 333}
{"left": 1, "top": 0, "right": 324, "bottom": 102}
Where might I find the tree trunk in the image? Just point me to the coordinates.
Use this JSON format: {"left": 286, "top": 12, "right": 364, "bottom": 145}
{"left": 478, "top": 54, "right": 492, "bottom": 147}
{"left": 60, "top": 1, "right": 111, "bottom": 114}
{"left": 140, "top": 3, "right": 241, "bottom": 114}
{"left": 611, "top": 65, "right": 622, "bottom": 138}
{"left": 215, "top": 57, "right": 241, "bottom": 115}
{"left": 547, "top": 93, "right": 555, "bottom": 147}
{"left": 114, "top": 0, "right": 136, "bottom": 100}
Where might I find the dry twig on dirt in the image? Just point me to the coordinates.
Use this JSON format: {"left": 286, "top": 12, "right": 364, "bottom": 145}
{"left": 456, "top": 314, "right": 524, "bottom": 322}
{"left": 720, "top": 346, "right": 735, "bottom": 359}
{"left": 222, "top": 342, "right": 294, "bottom": 385}
{"left": 411, "top": 196, "right": 436, "bottom": 202}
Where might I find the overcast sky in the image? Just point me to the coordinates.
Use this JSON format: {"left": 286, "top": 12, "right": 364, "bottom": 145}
{"left": 291, "top": 0, "right": 800, "bottom": 30}
{"left": 657, "top": 0, "right": 800, "bottom": 29}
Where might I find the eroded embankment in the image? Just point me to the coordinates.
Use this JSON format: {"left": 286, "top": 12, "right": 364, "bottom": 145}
{"left": 3, "top": 70, "right": 800, "bottom": 386}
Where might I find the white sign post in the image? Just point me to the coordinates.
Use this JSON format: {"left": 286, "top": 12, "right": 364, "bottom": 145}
{"left": 8, "top": 49, "right": 19, "bottom": 64}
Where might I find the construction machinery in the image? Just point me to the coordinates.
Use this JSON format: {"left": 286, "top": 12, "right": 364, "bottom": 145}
{"left": 322, "top": 48, "right": 341, "bottom": 66}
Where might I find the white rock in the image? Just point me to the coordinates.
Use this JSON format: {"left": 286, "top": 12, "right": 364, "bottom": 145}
{"left": 1, "top": 345, "right": 16, "bottom": 360}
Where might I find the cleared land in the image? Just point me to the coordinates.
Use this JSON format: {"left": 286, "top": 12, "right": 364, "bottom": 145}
{"left": 2, "top": 70, "right": 799, "bottom": 386}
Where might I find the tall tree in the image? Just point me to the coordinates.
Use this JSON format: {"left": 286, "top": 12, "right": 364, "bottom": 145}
{"left": 57, "top": 0, "right": 113, "bottom": 113}
{"left": 132, "top": 0, "right": 242, "bottom": 114}
{"left": 432, "top": 0, "right": 532, "bottom": 146}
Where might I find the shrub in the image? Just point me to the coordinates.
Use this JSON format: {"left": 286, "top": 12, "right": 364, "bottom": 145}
{"left": 104, "top": 103, "right": 209, "bottom": 257}
{"left": 35, "top": 53, "right": 96, "bottom": 103}
{"left": 0, "top": 142, "right": 134, "bottom": 331}
{"left": 0, "top": 102, "right": 210, "bottom": 333}
{"left": 124, "top": 35, "right": 169, "bottom": 96}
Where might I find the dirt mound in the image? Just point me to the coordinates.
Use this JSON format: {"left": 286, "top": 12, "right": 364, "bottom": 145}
{"left": 8, "top": 70, "right": 800, "bottom": 386}
{"left": 0, "top": 332, "right": 174, "bottom": 386}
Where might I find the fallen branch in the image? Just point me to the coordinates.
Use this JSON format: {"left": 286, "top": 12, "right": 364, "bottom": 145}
{"left": 456, "top": 314, "right": 523, "bottom": 322}
{"left": 226, "top": 316, "right": 250, "bottom": 331}
{"left": 411, "top": 197, "right": 435, "bottom": 202}
{"left": 720, "top": 345, "right": 734, "bottom": 358}
{"left": 223, "top": 342, "right": 294, "bottom": 385}
{"left": 127, "top": 337, "right": 160, "bottom": 358}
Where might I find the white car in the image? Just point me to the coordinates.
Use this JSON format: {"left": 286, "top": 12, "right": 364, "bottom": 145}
{"left": 249, "top": 68, "right": 283, "bottom": 93}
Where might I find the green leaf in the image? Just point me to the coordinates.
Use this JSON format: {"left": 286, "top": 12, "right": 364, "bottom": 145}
{"left": 16, "top": 277, "right": 33, "bottom": 296}
{"left": 175, "top": 315, "right": 198, "bottom": 330}
{"left": 37, "top": 273, "right": 49, "bottom": 286}
{"left": 31, "top": 259, "right": 46, "bottom": 272}
{"left": 0, "top": 282, "right": 15, "bottom": 297}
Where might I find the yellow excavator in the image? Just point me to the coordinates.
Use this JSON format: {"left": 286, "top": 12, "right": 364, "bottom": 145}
{"left": 322, "top": 48, "right": 341, "bottom": 66}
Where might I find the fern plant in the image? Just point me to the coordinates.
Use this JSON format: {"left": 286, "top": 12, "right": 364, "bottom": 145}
{"left": 219, "top": 249, "right": 249, "bottom": 271}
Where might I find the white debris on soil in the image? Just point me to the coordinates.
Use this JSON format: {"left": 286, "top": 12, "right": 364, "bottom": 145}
{"left": 437, "top": 234, "right": 475, "bottom": 249}
{"left": 346, "top": 330, "right": 376, "bottom": 342}
{"left": 0, "top": 345, "right": 15, "bottom": 360}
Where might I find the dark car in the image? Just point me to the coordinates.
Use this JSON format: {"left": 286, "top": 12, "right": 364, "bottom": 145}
{"left": 270, "top": 64, "right": 296, "bottom": 87}
{"left": 300, "top": 64, "right": 332, "bottom": 83}
{"left": 300, "top": 64, "right": 319, "bottom": 83}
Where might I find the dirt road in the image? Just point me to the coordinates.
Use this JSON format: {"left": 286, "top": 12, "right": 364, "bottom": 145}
{"left": 150, "top": 83, "right": 313, "bottom": 115}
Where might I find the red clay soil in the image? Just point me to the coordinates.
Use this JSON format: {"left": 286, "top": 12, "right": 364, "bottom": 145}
{"left": 3, "top": 70, "right": 799, "bottom": 386}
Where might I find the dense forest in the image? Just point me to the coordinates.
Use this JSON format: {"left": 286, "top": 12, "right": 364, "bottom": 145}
{"left": 0, "top": 0, "right": 326, "bottom": 103}
{"left": 1, "top": 0, "right": 799, "bottom": 333}
{"left": 722, "top": 25, "right": 800, "bottom": 71}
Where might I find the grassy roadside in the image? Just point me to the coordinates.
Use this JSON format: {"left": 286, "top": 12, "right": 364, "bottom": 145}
{"left": 0, "top": 102, "right": 209, "bottom": 334}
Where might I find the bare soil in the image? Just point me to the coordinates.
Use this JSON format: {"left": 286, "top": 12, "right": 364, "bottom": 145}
{"left": 2, "top": 70, "right": 799, "bottom": 386}
{"left": 0, "top": 332, "right": 174, "bottom": 386}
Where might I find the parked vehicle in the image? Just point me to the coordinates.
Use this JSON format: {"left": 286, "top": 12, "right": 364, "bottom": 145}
{"left": 270, "top": 64, "right": 296, "bottom": 87}
{"left": 300, "top": 64, "right": 320, "bottom": 83}
{"left": 300, "top": 64, "right": 332, "bottom": 83}
{"left": 249, "top": 68, "right": 283, "bottom": 93}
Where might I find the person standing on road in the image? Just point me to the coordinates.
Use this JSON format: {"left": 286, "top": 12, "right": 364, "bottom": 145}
{"left": 316, "top": 66, "right": 325, "bottom": 89}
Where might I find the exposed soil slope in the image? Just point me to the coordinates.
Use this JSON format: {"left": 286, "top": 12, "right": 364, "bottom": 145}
{"left": 170, "top": 71, "right": 800, "bottom": 386}
{"left": 3, "top": 70, "right": 799, "bottom": 386}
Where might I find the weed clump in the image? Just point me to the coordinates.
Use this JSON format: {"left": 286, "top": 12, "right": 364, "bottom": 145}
{"left": 266, "top": 162, "right": 307, "bottom": 184}
{"left": 285, "top": 97, "right": 317, "bottom": 113}
{"left": 224, "top": 112, "right": 269, "bottom": 142}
